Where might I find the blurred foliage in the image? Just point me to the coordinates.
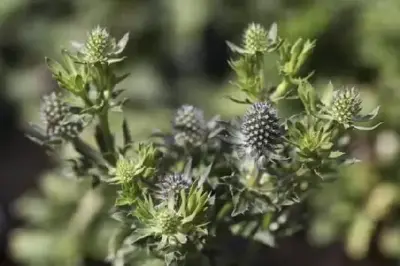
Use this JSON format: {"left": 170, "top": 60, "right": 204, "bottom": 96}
{"left": 2, "top": 0, "right": 400, "bottom": 264}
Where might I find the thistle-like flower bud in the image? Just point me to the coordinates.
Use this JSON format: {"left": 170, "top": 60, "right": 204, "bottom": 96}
{"left": 173, "top": 105, "right": 207, "bottom": 147}
{"left": 330, "top": 87, "right": 362, "bottom": 124}
{"left": 115, "top": 158, "right": 136, "bottom": 183}
{"left": 83, "top": 26, "right": 116, "bottom": 64}
{"left": 240, "top": 102, "right": 284, "bottom": 159}
{"left": 40, "top": 92, "right": 82, "bottom": 139}
{"left": 155, "top": 173, "right": 192, "bottom": 200}
{"left": 156, "top": 209, "right": 181, "bottom": 235}
{"left": 243, "top": 23, "right": 269, "bottom": 54}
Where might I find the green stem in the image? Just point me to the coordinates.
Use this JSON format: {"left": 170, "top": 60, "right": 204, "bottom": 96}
{"left": 98, "top": 109, "right": 116, "bottom": 165}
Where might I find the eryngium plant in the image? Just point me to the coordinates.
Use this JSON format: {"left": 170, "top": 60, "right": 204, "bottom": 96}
{"left": 12, "top": 22, "right": 381, "bottom": 266}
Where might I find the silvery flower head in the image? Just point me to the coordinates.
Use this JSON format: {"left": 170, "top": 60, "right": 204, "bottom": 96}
{"left": 155, "top": 173, "right": 193, "bottom": 201}
{"left": 40, "top": 92, "right": 83, "bottom": 140}
{"left": 172, "top": 105, "right": 207, "bottom": 147}
{"left": 156, "top": 173, "right": 193, "bottom": 200}
{"left": 226, "top": 102, "right": 285, "bottom": 163}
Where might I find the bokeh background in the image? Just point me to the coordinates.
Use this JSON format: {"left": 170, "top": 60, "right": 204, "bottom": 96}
{"left": 1, "top": 0, "right": 400, "bottom": 265}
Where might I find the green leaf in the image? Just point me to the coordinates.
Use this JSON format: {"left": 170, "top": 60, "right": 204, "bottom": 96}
{"left": 45, "top": 57, "right": 65, "bottom": 76}
{"left": 226, "top": 41, "right": 249, "bottom": 54}
{"left": 224, "top": 95, "right": 252, "bottom": 104}
{"left": 354, "top": 106, "right": 380, "bottom": 122}
{"left": 231, "top": 189, "right": 249, "bottom": 217}
{"left": 122, "top": 118, "right": 133, "bottom": 148}
{"left": 267, "top": 23, "right": 278, "bottom": 43}
{"left": 320, "top": 82, "right": 334, "bottom": 106}
{"left": 115, "top": 32, "right": 130, "bottom": 54}
{"left": 353, "top": 122, "right": 383, "bottom": 131}
{"left": 329, "top": 151, "right": 346, "bottom": 159}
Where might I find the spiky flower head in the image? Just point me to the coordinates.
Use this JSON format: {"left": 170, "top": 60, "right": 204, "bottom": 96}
{"left": 82, "top": 26, "right": 117, "bottom": 64}
{"left": 238, "top": 102, "right": 284, "bottom": 160}
{"left": 115, "top": 158, "right": 136, "bottom": 183}
{"left": 155, "top": 209, "right": 182, "bottom": 235}
{"left": 40, "top": 92, "right": 82, "bottom": 139}
{"left": 243, "top": 23, "right": 269, "bottom": 54}
{"left": 330, "top": 87, "right": 362, "bottom": 124}
{"left": 155, "top": 173, "right": 193, "bottom": 201}
{"left": 173, "top": 105, "right": 207, "bottom": 147}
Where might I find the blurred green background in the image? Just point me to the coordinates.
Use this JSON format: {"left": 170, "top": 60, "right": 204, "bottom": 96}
{"left": 3, "top": 0, "right": 400, "bottom": 262}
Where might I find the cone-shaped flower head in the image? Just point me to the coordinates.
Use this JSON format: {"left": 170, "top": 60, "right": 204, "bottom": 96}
{"left": 227, "top": 102, "right": 284, "bottom": 161}
{"left": 330, "top": 87, "right": 362, "bottom": 124}
{"left": 115, "top": 158, "right": 136, "bottom": 183}
{"left": 243, "top": 23, "right": 269, "bottom": 54}
{"left": 83, "top": 26, "right": 117, "bottom": 64}
{"left": 173, "top": 105, "right": 207, "bottom": 147}
{"left": 40, "top": 92, "right": 82, "bottom": 139}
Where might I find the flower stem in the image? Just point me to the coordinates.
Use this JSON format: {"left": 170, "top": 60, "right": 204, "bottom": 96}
{"left": 98, "top": 109, "right": 116, "bottom": 165}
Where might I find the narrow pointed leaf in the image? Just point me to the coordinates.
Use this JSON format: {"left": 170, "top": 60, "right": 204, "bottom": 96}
{"left": 122, "top": 118, "right": 133, "bottom": 147}
{"left": 353, "top": 122, "right": 383, "bottom": 131}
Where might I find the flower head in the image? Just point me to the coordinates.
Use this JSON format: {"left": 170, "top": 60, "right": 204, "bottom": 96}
{"left": 226, "top": 102, "right": 284, "bottom": 162}
{"left": 155, "top": 173, "right": 193, "bottom": 201}
{"left": 40, "top": 92, "right": 82, "bottom": 139}
{"left": 83, "top": 26, "right": 116, "bottom": 64}
{"left": 243, "top": 23, "right": 269, "bottom": 54}
{"left": 115, "top": 158, "right": 136, "bottom": 183}
{"left": 72, "top": 26, "right": 129, "bottom": 64}
{"left": 172, "top": 105, "right": 207, "bottom": 147}
{"left": 155, "top": 209, "right": 182, "bottom": 235}
{"left": 330, "top": 87, "right": 362, "bottom": 124}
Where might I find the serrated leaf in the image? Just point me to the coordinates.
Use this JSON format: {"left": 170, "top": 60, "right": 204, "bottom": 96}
{"left": 231, "top": 189, "right": 249, "bottom": 217}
